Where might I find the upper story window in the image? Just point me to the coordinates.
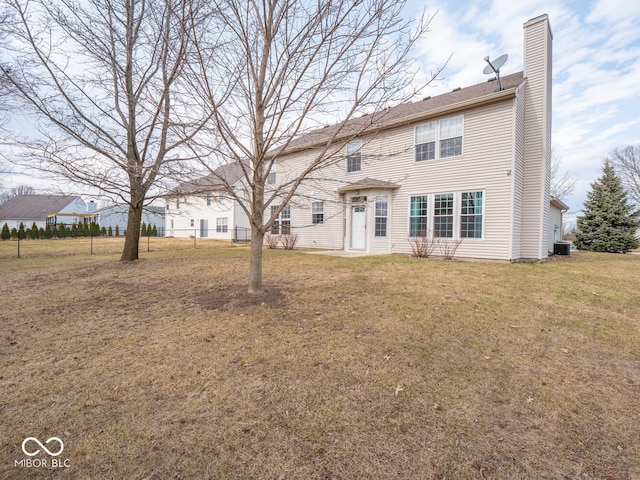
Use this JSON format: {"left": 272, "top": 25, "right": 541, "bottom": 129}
{"left": 415, "top": 115, "right": 463, "bottom": 162}
{"left": 206, "top": 193, "right": 212, "bottom": 206}
{"left": 346, "top": 139, "right": 362, "bottom": 173}
{"left": 415, "top": 122, "right": 436, "bottom": 161}
{"left": 267, "top": 164, "right": 276, "bottom": 185}
{"left": 439, "top": 116, "right": 463, "bottom": 158}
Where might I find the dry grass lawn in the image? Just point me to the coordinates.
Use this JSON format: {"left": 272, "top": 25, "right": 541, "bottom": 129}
{"left": 1, "top": 239, "right": 639, "bottom": 479}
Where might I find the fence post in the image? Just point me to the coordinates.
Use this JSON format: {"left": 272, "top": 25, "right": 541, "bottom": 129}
{"left": 194, "top": 229, "right": 197, "bottom": 249}
{"left": 17, "top": 231, "right": 21, "bottom": 259}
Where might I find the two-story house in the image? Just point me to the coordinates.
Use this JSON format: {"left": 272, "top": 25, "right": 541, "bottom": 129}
{"left": 268, "top": 14, "right": 556, "bottom": 261}
{"left": 164, "top": 162, "right": 251, "bottom": 241}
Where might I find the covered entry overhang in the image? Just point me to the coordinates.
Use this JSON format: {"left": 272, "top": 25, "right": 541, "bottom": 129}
{"left": 337, "top": 178, "right": 400, "bottom": 253}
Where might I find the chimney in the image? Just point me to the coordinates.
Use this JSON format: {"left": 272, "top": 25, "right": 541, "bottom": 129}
{"left": 520, "top": 14, "right": 552, "bottom": 260}
{"left": 87, "top": 200, "right": 97, "bottom": 213}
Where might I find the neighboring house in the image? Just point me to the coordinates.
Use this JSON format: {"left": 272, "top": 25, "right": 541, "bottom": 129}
{"left": 266, "top": 14, "right": 556, "bottom": 261}
{"left": 164, "top": 162, "right": 251, "bottom": 241}
{"left": 549, "top": 196, "right": 569, "bottom": 246}
{"left": 0, "top": 194, "right": 92, "bottom": 231}
{"left": 94, "top": 204, "right": 165, "bottom": 235}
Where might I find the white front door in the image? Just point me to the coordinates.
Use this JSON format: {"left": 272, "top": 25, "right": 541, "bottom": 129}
{"left": 351, "top": 206, "right": 366, "bottom": 250}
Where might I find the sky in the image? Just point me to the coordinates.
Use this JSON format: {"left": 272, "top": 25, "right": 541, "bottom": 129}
{"left": 408, "top": 0, "right": 640, "bottom": 225}
{"left": 2, "top": 0, "right": 640, "bottom": 225}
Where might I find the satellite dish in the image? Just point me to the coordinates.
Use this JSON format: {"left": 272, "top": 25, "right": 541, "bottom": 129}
{"left": 483, "top": 53, "right": 508, "bottom": 90}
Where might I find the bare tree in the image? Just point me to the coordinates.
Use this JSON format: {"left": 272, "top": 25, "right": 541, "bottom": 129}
{"left": 551, "top": 147, "right": 576, "bottom": 202}
{"left": 610, "top": 145, "right": 640, "bottom": 207}
{"left": 0, "top": 184, "right": 35, "bottom": 204}
{"left": 189, "top": 0, "right": 439, "bottom": 294}
{"left": 0, "top": 0, "right": 213, "bottom": 261}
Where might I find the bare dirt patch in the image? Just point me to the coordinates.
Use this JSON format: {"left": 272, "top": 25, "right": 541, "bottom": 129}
{"left": 194, "top": 284, "right": 288, "bottom": 310}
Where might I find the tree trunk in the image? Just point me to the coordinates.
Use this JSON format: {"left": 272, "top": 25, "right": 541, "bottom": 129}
{"left": 120, "top": 203, "right": 143, "bottom": 261}
{"left": 248, "top": 224, "right": 265, "bottom": 294}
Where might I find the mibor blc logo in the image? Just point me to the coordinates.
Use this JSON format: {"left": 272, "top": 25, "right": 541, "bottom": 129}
{"left": 15, "top": 437, "right": 70, "bottom": 468}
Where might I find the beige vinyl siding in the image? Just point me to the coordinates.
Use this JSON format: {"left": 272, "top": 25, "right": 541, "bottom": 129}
{"left": 511, "top": 83, "right": 527, "bottom": 259}
{"left": 278, "top": 98, "right": 517, "bottom": 259}
{"left": 388, "top": 102, "right": 516, "bottom": 259}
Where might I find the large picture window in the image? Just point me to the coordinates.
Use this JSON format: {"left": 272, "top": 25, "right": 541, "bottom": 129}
{"left": 346, "top": 140, "right": 362, "bottom": 173}
{"left": 409, "top": 196, "right": 428, "bottom": 237}
{"left": 375, "top": 196, "right": 388, "bottom": 237}
{"left": 460, "top": 192, "right": 483, "bottom": 238}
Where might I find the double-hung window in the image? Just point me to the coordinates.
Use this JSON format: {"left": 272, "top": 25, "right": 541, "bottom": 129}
{"left": 375, "top": 196, "right": 388, "bottom": 237}
{"left": 270, "top": 204, "right": 291, "bottom": 234}
{"left": 206, "top": 193, "right": 212, "bottom": 206}
{"left": 433, "top": 194, "right": 454, "bottom": 238}
{"left": 439, "top": 116, "right": 463, "bottom": 158}
{"left": 409, "top": 196, "right": 428, "bottom": 237}
{"left": 312, "top": 202, "right": 324, "bottom": 224}
{"left": 216, "top": 217, "right": 228, "bottom": 233}
{"left": 460, "top": 192, "right": 483, "bottom": 238}
{"left": 346, "top": 140, "right": 362, "bottom": 172}
{"left": 415, "top": 115, "right": 463, "bottom": 161}
{"left": 267, "top": 164, "right": 276, "bottom": 185}
{"left": 415, "top": 122, "right": 436, "bottom": 161}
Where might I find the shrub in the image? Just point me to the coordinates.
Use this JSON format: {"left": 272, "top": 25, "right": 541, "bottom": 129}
{"left": 30, "top": 222, "right": 40, "bottom": 239}
{"left": 439, "top": 239, "right": 463, "bottom": 260}
{"left": 44, "top": 223, "right": 52, "bottom": 239}
{"left": 101, "top": 227, "right": 107, "bottom": 236}
{"left": 408, "top": 234, "right": 438, "bottom": 259}
{"left": 1, "top": 223, "right": 10, "bottom": 241}
{"left": 264, "top": 232, "right": 280, "bottom": 249}
{"left": 11, "top": 227, "right": 18, "bottom": 239}
{"left": 281, "top": 232, "right": 299, "bottom": 250}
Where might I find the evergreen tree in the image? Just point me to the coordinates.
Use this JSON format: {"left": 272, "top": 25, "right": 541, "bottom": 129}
{"left": 1, "top": 223, "right": 10, "bottom": 241}
{"left": 115, "top": 225, "right": 120, "bottom": 236}
{"left": 141, "top": 221, "right": 147, "bottom": 236}
{"left": 18, "top": 222, "right": 25, "bottom": 239}
{"left": 11, "top": 228, "right": 18, "bottom": 239}
{"left": 575, "top": 160, "right": 639, "bottom": 253}
{"left": 108, "top": 226, "right": 113, "bottom": 237}
{"left": 71, "top": 223, "right": 78, "bottom": 237}
{"left": 151, "top": 225, "right": 157, "bottom": 236}
{"left": 30, "top": 222, "right": 40, "bottom": 239}
{"left": 45, "top": 223, "right": 52, "bottom": 239}
{"left": 58, "top": 222, "right": 67, "bottom": 238}
{"left": 101, "top": 227, "right": 107, "bottom": 236}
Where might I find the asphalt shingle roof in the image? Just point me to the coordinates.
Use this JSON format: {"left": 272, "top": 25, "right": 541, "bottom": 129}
{"left": 0, "top": 195, "right": 81, "bottom": 219}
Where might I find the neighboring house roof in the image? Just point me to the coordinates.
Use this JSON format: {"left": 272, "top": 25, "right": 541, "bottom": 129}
{"left": 337, "top": 178, "right": 401, "bottom": 194}
{"left": 0, "top": 194, "right": 82, "bottom": 220}
{"left": 169, "top": 161, "right": 248, "bottom": 196}
{"left": 550, "top": 196, "right": 570, "bottom": 211}
{"left": 279, "top": 72, "right": 525, "bottom": 155}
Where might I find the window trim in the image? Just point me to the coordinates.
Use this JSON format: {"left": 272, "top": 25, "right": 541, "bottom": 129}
{"left": 414, "top": 114, "right": 463, "bottom": 162}
{"left": 407, "top": 190, "right": 484, "bottom": 241}
{"left": 346, "top": 139, "right": 362, "bottom": 173}
{"left": 216, "top": 217, "right": 228, "bottom": 233}
{"left": 312, "top": 202, "right": 324, "bottom": 224}
{"left": 374, "top": 196, "right": 388, "bottom": 237}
